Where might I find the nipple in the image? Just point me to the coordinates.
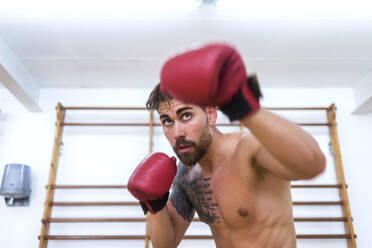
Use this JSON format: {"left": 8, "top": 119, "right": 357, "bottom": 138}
{"left": 238, "top": 208, "right": 249, "bottom": 217}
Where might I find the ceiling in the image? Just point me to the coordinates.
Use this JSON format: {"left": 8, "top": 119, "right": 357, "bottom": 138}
{"left": 0, "top": 1, "right": 371, "bottom": 112}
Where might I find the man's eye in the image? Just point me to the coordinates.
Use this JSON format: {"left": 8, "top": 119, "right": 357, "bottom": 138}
{"left": 162, "top": 119, "right": 173, "bottom": 126}
{"left": 182, "top": 113, "right": 192, "bottom": 120}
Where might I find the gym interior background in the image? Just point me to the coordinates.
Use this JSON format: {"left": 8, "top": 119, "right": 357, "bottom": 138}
{"left": 0, "top": 1, "right": 372, "bottom": 247}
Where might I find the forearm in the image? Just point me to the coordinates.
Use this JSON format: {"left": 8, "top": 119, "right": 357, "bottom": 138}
{"left": 148, "top": 206, "right": 177, "bottom": 248}
{"left": 242, "top": 108, "right": 325, "bottom": 177}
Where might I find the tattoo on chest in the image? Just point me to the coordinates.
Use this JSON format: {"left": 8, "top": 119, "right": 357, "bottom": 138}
{"left": 188, "top": 176, "right": 221, "bottom": 224}
{"left": 170, "top": 164, "right": 221, "bottom": 224}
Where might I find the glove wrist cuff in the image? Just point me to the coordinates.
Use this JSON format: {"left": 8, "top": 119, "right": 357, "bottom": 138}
{"left": 140, "top": 192, "right": 170, "bottom": 215}
{"left": 219, "top": 76, "right": 262, "bottom": 121}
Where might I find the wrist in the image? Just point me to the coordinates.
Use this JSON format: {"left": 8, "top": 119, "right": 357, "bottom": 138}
{"left": 240, "top": 108, "right": 263, "bottom": 127}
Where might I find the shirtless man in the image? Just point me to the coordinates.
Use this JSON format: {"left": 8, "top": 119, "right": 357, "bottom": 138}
{"left": 127, "top": 43, "right": 326, "bottom": 248}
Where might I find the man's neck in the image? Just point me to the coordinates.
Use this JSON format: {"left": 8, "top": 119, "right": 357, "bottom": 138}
{"left": 198, "top": 130, "right": 226, "bottom": 175}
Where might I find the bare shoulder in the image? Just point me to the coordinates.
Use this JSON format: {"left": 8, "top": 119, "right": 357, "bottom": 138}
{"left": 235, "top": 132, "right": 294, "bottom": 181}
{"left": 226, "top": 131, "right": 273, "bottom": 181}
{"left": 234, "top": 131, "right": 261, "bottom": 160}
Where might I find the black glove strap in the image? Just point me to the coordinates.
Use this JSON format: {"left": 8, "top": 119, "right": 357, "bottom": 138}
{"left": 219, "top": 75, "right": 262, "bottom": 121}
{"left": 139, "top": 202, "right": 149, "bottom": 215}
{"left": 140, "top": 192, "right": 170, "bottom": 215}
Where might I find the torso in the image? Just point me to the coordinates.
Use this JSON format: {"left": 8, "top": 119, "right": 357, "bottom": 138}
{"left": 176, "top": 132, "right": 297, "bottom": 248}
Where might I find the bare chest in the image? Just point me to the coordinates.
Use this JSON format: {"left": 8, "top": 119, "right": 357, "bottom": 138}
{"left": 212, "top": 164, "right": 258, "bottom": 228}
{"left": 182, "top": 162, "right": 257, "bottom": 227}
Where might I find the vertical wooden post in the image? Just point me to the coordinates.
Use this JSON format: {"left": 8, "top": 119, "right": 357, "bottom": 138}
{"left": 240, "top": 122, "right": 245, "bottom": 132}
{"left": 39, "top": 103, "right": 66, "bottom": 248}
{"left": 145, "top": 110, "right": 154, "bottom": 248}
{"left": 327, "top": 104, "right": 357, "bottom": 247}
{"left": 149, "top": 110, "right": 154, "bottom": 154}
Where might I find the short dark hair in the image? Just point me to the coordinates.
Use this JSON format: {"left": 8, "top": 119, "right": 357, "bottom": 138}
{"left": 146, "top": 83, "right": 208, "bottom": 114}
{"left": 146, "top": 83, "right": 173, "bottom": 112}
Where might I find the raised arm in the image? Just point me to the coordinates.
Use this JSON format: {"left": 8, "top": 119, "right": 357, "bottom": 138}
{"left": 240, "top": 109, "right": 326, "bottom": 180}
{"left": 159, "top": 43, "right": 325, "bottom": 181}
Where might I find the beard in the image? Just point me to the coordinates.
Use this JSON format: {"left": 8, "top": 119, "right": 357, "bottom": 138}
{"left": 173, "top": 125, "right": 212, "bottom": 166}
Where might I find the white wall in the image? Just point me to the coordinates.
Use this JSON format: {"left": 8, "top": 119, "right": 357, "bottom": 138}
{"left": 262, "top": 88, "right": 372, "bottom": 248}
{"left": 0, "top": 87, "right": 371, "bottom": 248}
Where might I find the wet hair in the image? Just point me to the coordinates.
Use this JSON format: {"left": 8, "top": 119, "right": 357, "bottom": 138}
{"left": 146, "top": 83, "right": 173, "bottom": 112}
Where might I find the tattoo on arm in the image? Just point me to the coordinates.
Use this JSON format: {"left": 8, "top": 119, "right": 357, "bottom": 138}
{"left": 170, "top": 164, "right": 195, "bottom": 222}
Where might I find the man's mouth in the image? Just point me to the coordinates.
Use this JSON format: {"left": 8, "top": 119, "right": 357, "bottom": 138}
{"left": 178, "top": 144, "right": 193, "bottom": 153}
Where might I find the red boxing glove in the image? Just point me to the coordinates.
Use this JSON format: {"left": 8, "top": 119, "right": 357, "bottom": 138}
{"left": 160, "top": 43, "right": 262, "bottom": 121}
{"left": 127, "top": 153, "right": 177, "bottom": 214}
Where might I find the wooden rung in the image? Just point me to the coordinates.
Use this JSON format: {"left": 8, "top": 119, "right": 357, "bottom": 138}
{"left": 182, "top": 235, "right": 355, "bottom": 239}
{"left": 64, "top": 107, "right": 147, "bottom": 110}
{"left": 39, "top": 235, "right": 146, "bottom": 240}
{"left": 294, "top": 217, "right": 348, "bottom": 222}
{"left": 267, "top": 107, "right": 329, "bottom": 111}
{"left": 192, "top": 217, "right": 347, "bottom": 222}
{"left": 293, "top": 201, "right": 343, "bottom": 206}
{"left": 44, "top": 217, "right": 146, "bottom": 223}
{"left": 49, "top": 201, "right": 343, "bottom": 206}
{"left": 63, "top": 123, "right": 156, "bottom": 127}
{"left": 62, "top": 122, "right": 329, "bottom": 127}
{"left": 44, "top": 217, "right": 348, "bottom": 223}
{"left": 39, "top": 234, "right": 356, "bottom": 240}
{"left": 296, "top": 234, "right": 357, "bottom": 239}
{"left": 291, "top": 184, "right": 345, "bottom": 188}
{"left": 46, "top": 185, "right": 126, "bottom": 189}
{"left": 63, "top": 106, "right": 329, "bottom": 111}
{"left": 195, "top": 217, "right": 349, "bottom": 223}
{"left": 217, "top": 123, "right": 330, "bottom": 127}
{"left": 49, "top": 201, "right": 139, "bottom": 206}
{"left": 47, "top": 184, "right": 345, "bottom": 189}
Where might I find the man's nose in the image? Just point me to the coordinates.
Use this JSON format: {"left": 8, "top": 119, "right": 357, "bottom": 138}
{"left": 174, "top": 121, "right": 186, "bottom": 140}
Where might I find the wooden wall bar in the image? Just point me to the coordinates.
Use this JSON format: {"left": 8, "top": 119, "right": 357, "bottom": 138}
{"left": 38, "top": 103, "right": 357, "bottom": 248}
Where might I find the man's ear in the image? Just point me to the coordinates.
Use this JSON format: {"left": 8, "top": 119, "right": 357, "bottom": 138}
{"left": 205, "top": 106, "right": 217, "bottom": 126}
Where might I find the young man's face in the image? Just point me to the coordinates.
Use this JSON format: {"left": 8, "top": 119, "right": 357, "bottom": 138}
{"left": 158, "top": 99, "right": 213, "bottom": 166}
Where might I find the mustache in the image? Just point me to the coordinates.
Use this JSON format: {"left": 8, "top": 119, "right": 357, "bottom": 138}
{"left": 174, "top": 138, "right": 196, "bottom": 150}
